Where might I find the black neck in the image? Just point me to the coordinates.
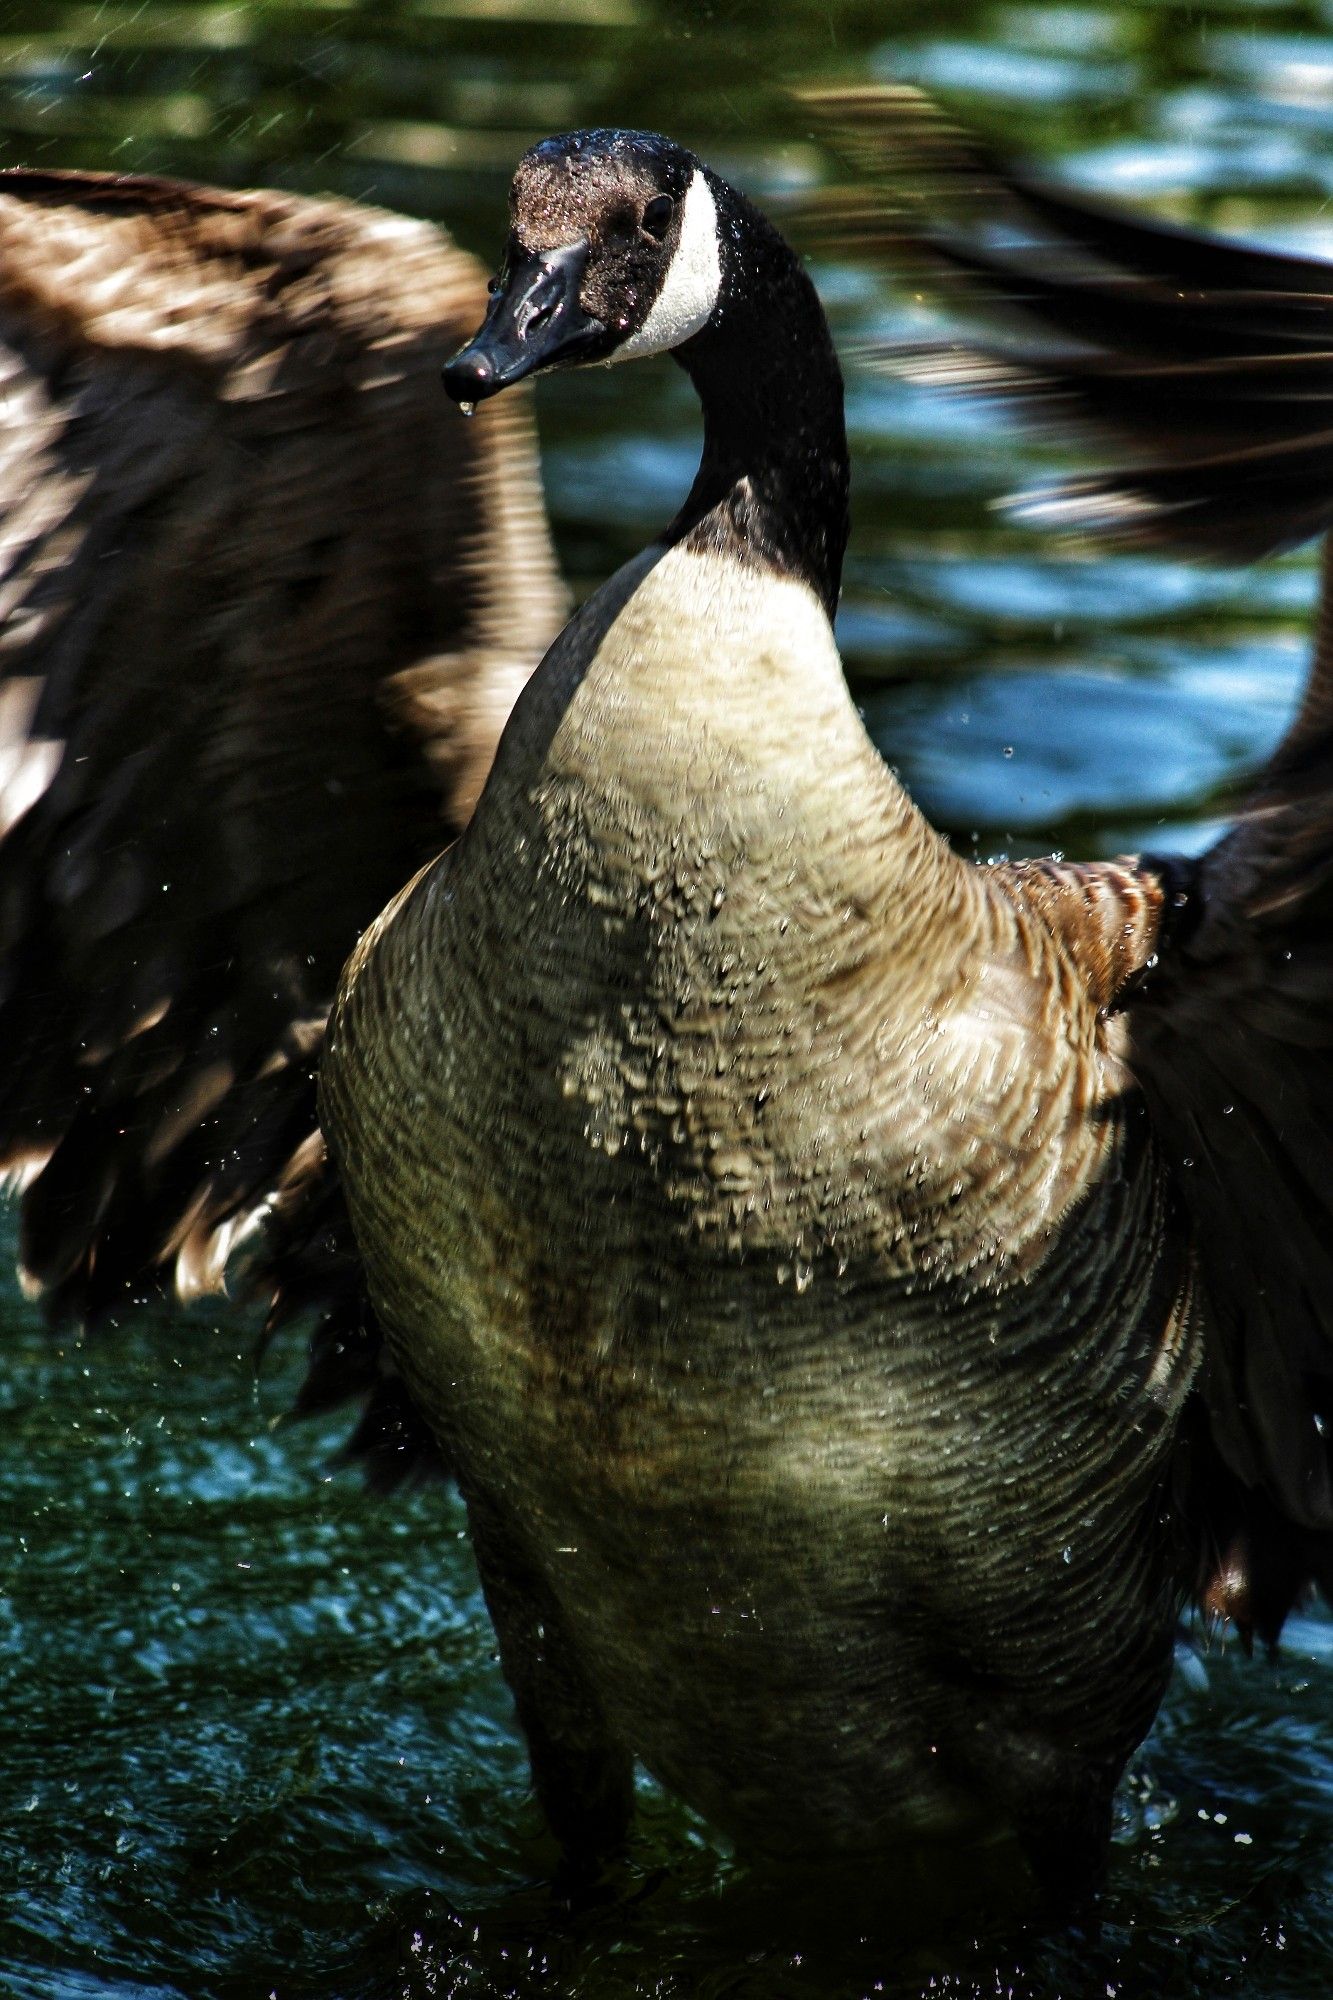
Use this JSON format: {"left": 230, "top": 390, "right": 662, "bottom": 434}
{"left": 664, "top": 179, "right": 850, "bottom": 623}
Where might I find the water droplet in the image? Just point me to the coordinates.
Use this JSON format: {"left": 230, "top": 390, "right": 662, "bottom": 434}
{"left": 1001, "top": 745, "right": 1014, "bottom": 759}
{"left": 1061, "top": 1546, "right": 1073, "bottom": 1565}
{"left": 457, "top": 400, "right": 476, "bottom": 419}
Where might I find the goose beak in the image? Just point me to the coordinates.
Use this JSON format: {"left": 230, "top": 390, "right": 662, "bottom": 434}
{"left": 443, "top": 239, "right": 606, "bottom": 404}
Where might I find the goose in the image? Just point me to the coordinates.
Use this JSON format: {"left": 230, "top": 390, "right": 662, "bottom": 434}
{"left": 0, "top": 166, "right": 563, "bottom": 1471}
{"left": 9, "top": 119, "right": 1333, "bottom": 1914}
{"left": 314, "top": 120, "right": 1333, "bottom": 1911}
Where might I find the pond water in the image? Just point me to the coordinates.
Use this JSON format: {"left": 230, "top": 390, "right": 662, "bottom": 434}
{"left": 3, "top": 1, "right": 1333, "bottom": 1995}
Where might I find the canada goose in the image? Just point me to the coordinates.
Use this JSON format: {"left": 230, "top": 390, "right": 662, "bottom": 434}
{"left": 0, "top": 167, "right": 563, "bottom": 1469}
{"left": 316, "top": 121, "right": 1333, "bottom": 1909}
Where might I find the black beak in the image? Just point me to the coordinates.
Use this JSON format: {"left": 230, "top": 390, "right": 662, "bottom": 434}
{"left": 443, "top": 239, "right": 606, "bottom": 405}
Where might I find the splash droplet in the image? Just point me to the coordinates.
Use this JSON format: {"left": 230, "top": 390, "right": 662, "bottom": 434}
{"left": 457, "top": 400, "right": 476, "bottom": 419}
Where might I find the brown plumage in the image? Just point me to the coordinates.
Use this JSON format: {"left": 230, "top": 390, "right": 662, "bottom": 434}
{"left": 315, "top": 120, "right": 1333, "bottom": 1906}
{"left": 0, "top": 167, "right": 564, "bottom": 1477}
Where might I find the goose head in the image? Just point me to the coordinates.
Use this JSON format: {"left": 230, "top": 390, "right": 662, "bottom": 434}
{"left": 442, "top": 129, "right": 722, "bottom": 401}
{"left": 444, "top": 128, "right": 849, "bottom": 616}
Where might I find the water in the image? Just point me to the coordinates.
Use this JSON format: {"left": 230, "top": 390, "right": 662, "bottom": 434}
{"left": 2, "top": 1, "right": 1333, "bottom": 1993}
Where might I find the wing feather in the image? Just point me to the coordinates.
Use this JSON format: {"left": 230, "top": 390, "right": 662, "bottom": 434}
{"left": 0, "top": 168, "right": 563, "bottom": 1475}
{"left": 812, "top": 88, "right": 1333, "bottom": 1636}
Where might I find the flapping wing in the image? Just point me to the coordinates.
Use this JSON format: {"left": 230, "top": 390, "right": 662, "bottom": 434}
{"left": 811, "top": 88, "right": 1333, "bottom": 1637}
{"left": 810, "top": 85, "right": 1333, "bottom": 561}
{"left": 0, "top": 168, "right": 563, "bottom": 1448}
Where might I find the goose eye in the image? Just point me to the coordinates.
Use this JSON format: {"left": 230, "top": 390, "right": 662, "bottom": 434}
{"left": 641, "top": 195, "right": 674, "bottom": 242}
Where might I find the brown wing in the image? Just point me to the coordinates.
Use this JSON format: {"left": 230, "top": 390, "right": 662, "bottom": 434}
{"left": 810, "top": 87, "right": 1333, "bottom": 1639}
{"left": 0, "top": 168, "right": 563, "bottom": 1452}
{"left": 809, "top": 84, "right": 1333, "bottom": 561}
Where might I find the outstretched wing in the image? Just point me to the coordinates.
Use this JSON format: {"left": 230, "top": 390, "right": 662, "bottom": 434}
{"left": 811, "top": 88, "right": 1333, "bottom": 1638}
{"left": 0, "top": 168, "right": 563, "bottom": 1433}
{"left": 810, "top": 84, "right": 1333, "bottom": 561}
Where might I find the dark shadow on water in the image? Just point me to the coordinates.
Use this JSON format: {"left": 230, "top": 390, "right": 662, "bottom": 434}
{"left": 329, "top": 1845, "right": 1104, "bottom": 2000}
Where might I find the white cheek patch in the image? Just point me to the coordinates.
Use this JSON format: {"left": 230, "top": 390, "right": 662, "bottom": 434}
{"left": 613, "top": 169, "right": 722, "bottom": 361}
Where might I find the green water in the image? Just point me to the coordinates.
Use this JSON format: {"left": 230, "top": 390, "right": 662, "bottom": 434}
{"left": 3, "top": 1, "right": 1333, "bottom": 1993}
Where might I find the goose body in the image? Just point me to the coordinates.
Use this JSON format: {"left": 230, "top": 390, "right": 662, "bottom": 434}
{"left": 321, "top": 129, "right": 1226, "bottom": 1895}
{"left": 325, "top": 528, "right": 1194, "bottom": 1877}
